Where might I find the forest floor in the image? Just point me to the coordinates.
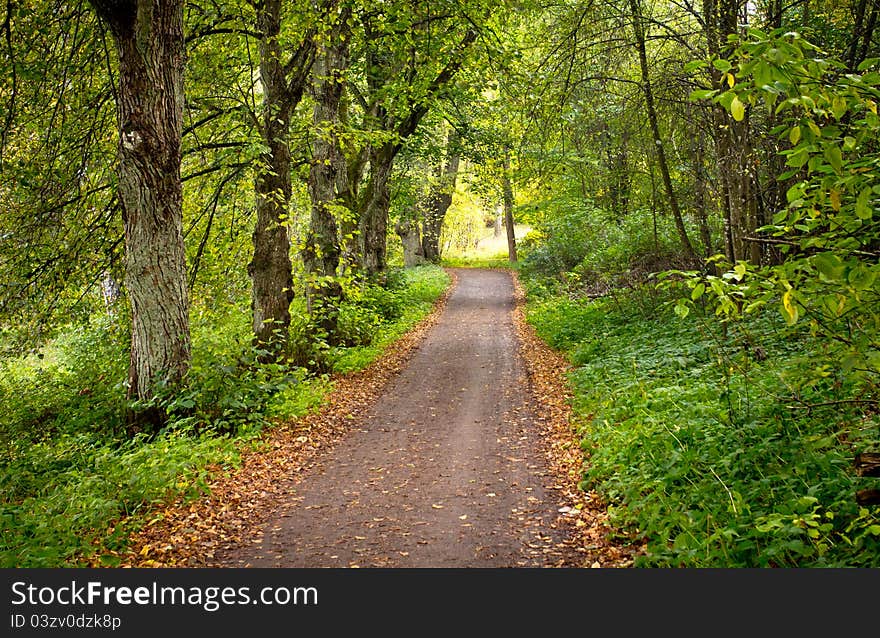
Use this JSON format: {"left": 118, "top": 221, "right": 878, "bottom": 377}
{"left": 119, "top": 268, "right": 638, "bottom": 568}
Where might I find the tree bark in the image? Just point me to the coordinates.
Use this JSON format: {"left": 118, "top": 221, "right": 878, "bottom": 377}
{"left": 629, "top": 0, "right": 698, "bottom": 262}
{"left": 692, "top": 126, "right": 713, "bottom": 256}
{"left": 88, "top": 0, "right": 190, "bottom": 430}
{"left": 355, "top": 27, "right": 476, "bottom": 278}
{"left": 249, "top": 0, "right": 296, "bottom": 354}
{"left": 502, "top": 150, "right": 517, "bottom": 263}
{"left": 305, "top": 25, "right": 349, "bottom": 339}
{"left": 359, "top": 144, "right": 394, "bottom": 277}
{"left": 422, "top": 129, "right": 461, "bottom": 262}
{"left": 395, "top": 218, "right": 426, "bottom": 266}
{"left": 249, "top": 1, "right": 318, "bottom": 355}
{"left": 704, "top": 0, "right": 739, "bottom": 263}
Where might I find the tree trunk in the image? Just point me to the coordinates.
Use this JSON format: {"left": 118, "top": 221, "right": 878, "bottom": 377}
{"left": 355, "top": 28, "right": 476, "bottom": 278}
{"left": 715, "top": 0, "right": 755, "bottom": 263}
{"left": 396, "top": 218, "right": 426, "bottom": 266}
{"left": 305, "top": 27, "right": 349, "bottom": 339}
{"left": 858, "top": 1, "right": 879, "bottom": 65}
{"left": 704, "top": 0, "right": 739, "bottom": 263}
{"left": 359, "top": 144, "right": 394, "bottom": 278}
{"left": 629, "top": 0, "right": 698, "bottom": 262}
{"left": 422, "top": 130, "right": 460, "bottom": 263}
{"left": 88, "top": 0, "right": 190, "bottom": 430}
{"left": 502, "top": 150, "right": 517, "bottom": 263}
{"left": 849, "top": 0, "right": 870, "bottom": 71}
{"left": 249, "top": 0, "right": 296, "bottom": 354}
{"left": 692, "top": 124, "right": 713, "bottom": 256}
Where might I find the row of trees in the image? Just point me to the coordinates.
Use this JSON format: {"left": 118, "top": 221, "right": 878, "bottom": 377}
{"left": 1, "top": 0, "right": 519, "bottom": 429}
{"left": 511, "top": 0, "right": 878, "bottom": 268}
{"left": 3, "top": 0, "right": 877, "bottom": 429}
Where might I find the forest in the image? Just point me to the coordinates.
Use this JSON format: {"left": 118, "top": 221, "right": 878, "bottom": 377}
{"left": 1, "top": 0, "right": 879, "bottom": 569}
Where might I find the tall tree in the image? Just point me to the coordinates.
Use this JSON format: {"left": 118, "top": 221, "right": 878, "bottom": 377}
{"left": 249, "top": 0, "right": 318, "bottom": 355}
{"left": 628, "top": 0, "right": 698, "bottom": 262}
{"left": 87, "top": 0, "right": 190, "bottom": 428}
{"left": 421, "top": 127, "right": 462, "bottom": 263}
{"left": 304, "top": 8, "right": 351, "bottom": 338}
{"left": 501, "top": 148, "right": 517, "bottom": 262}
{"left": 347, "top": 4, "right": 479, "bottom": 277}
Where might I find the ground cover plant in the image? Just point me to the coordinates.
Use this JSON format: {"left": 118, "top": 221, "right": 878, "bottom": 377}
{"left": 0, "top": 265, "right": 449, "bottom": 567}
{"left": 523, "top": 277, "right": 880, "bottom": 567}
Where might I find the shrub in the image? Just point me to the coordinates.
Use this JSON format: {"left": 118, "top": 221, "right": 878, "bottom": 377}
{"left": 524, "top": 278, "right": 880, "bottom": 567}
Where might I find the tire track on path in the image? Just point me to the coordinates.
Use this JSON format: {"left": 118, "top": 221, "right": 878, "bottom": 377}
{"left": 219, "top": 268, "right": 580, "bottom": 567}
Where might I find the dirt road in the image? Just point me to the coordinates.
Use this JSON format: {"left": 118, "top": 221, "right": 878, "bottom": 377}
{"left": 217, "top": 268, "right": 581, "bottom": 567}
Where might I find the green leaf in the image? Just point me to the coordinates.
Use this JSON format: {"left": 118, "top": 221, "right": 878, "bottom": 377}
{"left": 823, "top": 145, "right": 843, "bottom": 173}
{"left": 781, "top": 289, "right": 799, "bottom": 325}
{"left": 691, "top": 283, "right": 705, "bottom": 300}
{"left": 786, "top": 183, "right": 805, "bottom": 203}
{"left": 689, "top": 88, "right": 718, "bottom": 101}
{"left": 789, "top": 125, "right": 801, "bottom": 145}
{"left": 848, "top": 264, "right": 877, "bottom": 291}
{"left": 812, "top": 252, "right": 844, "bottom": 281}
{"left": 786, "top": 148, "right": 809, "bottom": 168}
{"left": 856, "top": 186, "right": 872, "bottom": 219}
{"left": 713, "top": 58, "right": 732, "bottom": 73}
{"left": 730, "top": 95, "right": 746, "bottom": 121}
{"left": 831, "top": 95, "right": 847, "bottom": 120}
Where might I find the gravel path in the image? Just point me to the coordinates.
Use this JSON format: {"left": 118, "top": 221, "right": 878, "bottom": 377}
{"left": 217, "top": 268, "right": 580, "bottom": 567}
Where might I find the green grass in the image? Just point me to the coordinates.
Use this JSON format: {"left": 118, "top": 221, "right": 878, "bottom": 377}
{"left": 328, "top": 265, "right": 450, "bottom": 374}
{"left": 524, "top": 280, "right": 880, "bottom": 567}
{"left": 0, "top": 264, "right": 451, "bottom": 567}
{"left": 441, "top": 256, "right": 516, "bottom": 269}
{"left": 440, "top": 223, "right": 529, "bottom": 269}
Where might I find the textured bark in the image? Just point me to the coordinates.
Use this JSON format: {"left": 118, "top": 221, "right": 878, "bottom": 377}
{"left": 630, "top": 0, "right": 698, "bottom": 262}
{"left": 250, "top": 0, "right": 294, "bottom": 352}
{"left": 249, "top": 0, "right": 316, "bottom": 354}
{"left": 359, "top": 145, "right": 394, "bottom": 277}
{"left": 502, "top": 151, "right": 517, "bottom": 263}
{"left": 692, "top": 133, "right": 714, "bottom": 256}
{"left": 356, "top": 28, "right": 476, "bottom": 277}
{"left": 395, "top": 218, "right": 425, "bottom": 267}
{"left": 89, "top": 0, "right": 190, "bottom": 428}
{"left": 422, "top": 130, "right": 460, "bottom": 263}
{"left": 305, "top": 27, "right": 349, "bottom": 339}
{"left": 706, "top": 0, "right": 756, "bottom": 263}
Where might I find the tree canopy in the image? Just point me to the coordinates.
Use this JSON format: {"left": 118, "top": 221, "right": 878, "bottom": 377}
{"left": 2, "top": 0, "right": 880, "bottom": 568}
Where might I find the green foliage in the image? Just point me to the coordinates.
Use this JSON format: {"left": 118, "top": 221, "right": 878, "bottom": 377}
{"left": 0, "top": 264, "right": 449, "bottom": 566}
{"left": 0, "top": 429, "right": 238, "bottom": 567}
{"left": 0, "top": 315, "right": 129, "bottom": 444}
{"left": 519, "top": 196, "right": 706, "bottom": 295}
{"left": 525, "top": 282, "right": 880, "bottom": 566}
{"left": 688, "top": 29, "right": 880, "bottom": 386}
{"left": 329, "top": 265, "right": 450, "bottom": 374}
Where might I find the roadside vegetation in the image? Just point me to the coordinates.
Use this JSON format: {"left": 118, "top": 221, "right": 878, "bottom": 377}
{"left": 0, "top": 265, "right": 449, "bottom": 567}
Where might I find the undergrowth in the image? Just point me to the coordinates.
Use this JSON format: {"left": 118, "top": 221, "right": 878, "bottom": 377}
{"left": 524, "top": 277, "right": 880, "bottom": 567}
{"left": 0, "top": 264, "right": 449, "bottom": 567}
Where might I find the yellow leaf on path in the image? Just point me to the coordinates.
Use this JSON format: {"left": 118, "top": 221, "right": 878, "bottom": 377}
{"left": 432, "top": 504, "right": 444, "bottom": 509}
{"left": 459, "top": 515, "right": 468, "bottom": 520}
